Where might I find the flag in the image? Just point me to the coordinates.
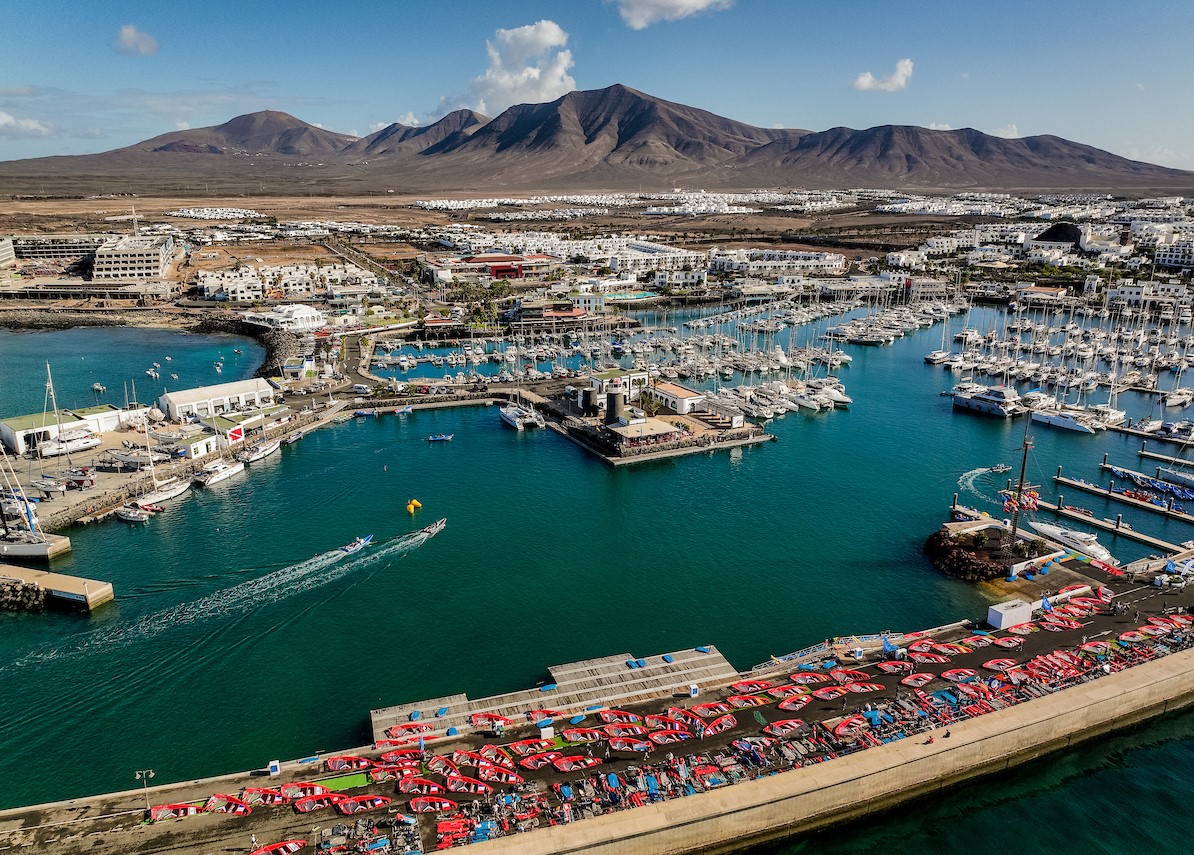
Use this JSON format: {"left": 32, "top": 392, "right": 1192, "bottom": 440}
{"left": 1041, "top": 595, "right": 1053, "bottom": 613}
{"left": 1166, "top": 560, "right": 1177, "bottom": 574}
{"left": 883, "top": 636, "right": 897, "bottom": 655}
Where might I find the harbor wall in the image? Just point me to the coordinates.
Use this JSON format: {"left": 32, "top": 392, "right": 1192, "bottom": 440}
{"left": 469, "top": 647, "right": 1194, "bottom": 855}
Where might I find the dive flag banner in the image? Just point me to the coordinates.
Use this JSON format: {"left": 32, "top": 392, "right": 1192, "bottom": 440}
{"left": 1166, "top": 560, "right": 1177, "bottom": 573}
{"left": 1041, "top": 595, "right": 1054, "bottom": 613}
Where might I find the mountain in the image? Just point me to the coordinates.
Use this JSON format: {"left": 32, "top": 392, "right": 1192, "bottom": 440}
{"left": 0, "top": 86, "right": 1190, "bottom": 195}
{"left": 129, "top": 110, "right": 356, "bottom": 156}
{"left": 341, "top": 110, "right": 488, "bottom": 157}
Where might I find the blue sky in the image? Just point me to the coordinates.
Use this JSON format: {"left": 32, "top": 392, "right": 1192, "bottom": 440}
{"left": 1, "top": 0, "right": 1192, "bottom": 170}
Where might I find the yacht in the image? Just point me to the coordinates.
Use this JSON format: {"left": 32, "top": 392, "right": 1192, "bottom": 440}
{"left": 924, "top": 349, "right": 951, "bottom": 365}
{"left": 951, "top": 385, "right": 1025, "bottom": 418}
{"left": 37, "top": 429, "right": 102, "bottom": 458}
{"left": 236, "top": 439, "right": 281, "bottom": 464}
{"left": 192, "top": 459, "right": 245, "bottom": 487}
{"left": 1030, "top": 409, "right": 1097, "bottom": 434}
{"left": 135, "top": 476, "right": 191, "bottom": 507}
{"left": 1028, "top": 521, "right": 1119, "bottom": 565}
{"left": 499, "top": 403, "right": 545, "bottom": 431}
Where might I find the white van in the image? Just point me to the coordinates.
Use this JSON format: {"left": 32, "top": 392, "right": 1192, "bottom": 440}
{"left": 351, "top": 384, "right": 372, "bottom": 396}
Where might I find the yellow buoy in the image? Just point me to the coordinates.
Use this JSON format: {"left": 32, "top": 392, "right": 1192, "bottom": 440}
{"left": 407, "top": 503, "right": 415, "bottom": 515}
{"left": 410, "top": 498, "right": 423, "bottom": 509}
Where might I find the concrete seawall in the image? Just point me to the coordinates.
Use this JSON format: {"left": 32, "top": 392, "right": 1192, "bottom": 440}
{"left": 469, "top": 647, "right": 1194, "bottom": 855}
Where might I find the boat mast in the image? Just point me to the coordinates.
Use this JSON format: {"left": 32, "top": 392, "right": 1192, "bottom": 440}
{"left": 1006, "top": 417, "right": 1033, "bottom": 549}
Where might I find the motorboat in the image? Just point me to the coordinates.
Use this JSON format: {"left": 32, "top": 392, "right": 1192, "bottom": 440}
{"left": 1028, "top": 521, "right": 1119, "bottom": 565}
{"left": 420, "top": 518, "right": 447, "bottom": 537}
{"left": 340, "top": 534, "right": 373, "bottom": 554}
{"left": 236, "top": 439, "right": 281, "bottom": 464}
{"left": 989, "top": 464, "right": 1012, "bottom": 474}
{"left": 192, "top": 459, "right": 245, "bottom": 487}
{"left": 114, "top": 504, "right": 152, "bottom": 524}
{"left": 37, "top": 429, "right": 102, "bottom": 458}
{"left": 427, "top": 434, "right": 454, "bottom": 442}
{"left": 91, "top": 383, "right": 106, "bottom": 393}
{"left": 951, "top": 385, "right": 1026, "bottom": 418}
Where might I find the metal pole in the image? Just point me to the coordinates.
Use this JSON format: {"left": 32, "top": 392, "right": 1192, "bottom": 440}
{"left": 135, "top": 769, "right": 155, "bottom": 811}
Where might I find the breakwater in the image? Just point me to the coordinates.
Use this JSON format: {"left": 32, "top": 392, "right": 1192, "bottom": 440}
{"left": 469, "top": 648, "right": 1194, "bottom": 855}
{"left": 0, "top": 578, "right": 44, "bottom": 611}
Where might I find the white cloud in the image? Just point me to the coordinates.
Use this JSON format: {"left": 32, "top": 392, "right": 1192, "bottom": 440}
{"left": 174, "top": 121, "right": 190, "bottom": 130}
{"left": 369, "top": 121, "right": 388, "bottom": 133}
{"left": 466, "top": 20, "right": 576, "bottom": 115}
{"left": 927, "top": 122, "right": 953, "bottom": 131}
{"left": 115, "top": 24, "right": 159, "bottom": 56}
{"left": 771, "top": 123, "right": 784, "bottom": 129}
{"left": 1127, "top": 145, "right": 1188, "bottom": 167}
{"left": 614, "top": 0, "right": 733, "bottom": 29}
{"left": 989, "top": 123, "right": 1020, "bottom": 139}
{"left": 0, "top": 110, "right": 51, "bottom": 137}
{"left": 852, "top": 58, "right": 914, "bottom": 92}
{"left": 398, "top": 112, "right": 420, "bottom": 126}
{"left": 1135, "top": 82, "right": 1146, "bottom": 91}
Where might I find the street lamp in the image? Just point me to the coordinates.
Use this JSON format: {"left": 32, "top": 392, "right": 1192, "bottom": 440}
{"left": 135, "top": 769, "right": 155, "bottom": 810}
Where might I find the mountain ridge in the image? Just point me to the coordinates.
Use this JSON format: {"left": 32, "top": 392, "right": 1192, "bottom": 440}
{"left": 1, "top": 84, "right": 1190, "bottom": 195}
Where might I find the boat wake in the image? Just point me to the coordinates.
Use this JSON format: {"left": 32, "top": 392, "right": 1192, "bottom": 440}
{"left": 9, "top": 523, "right": 445, "bottom": 668}
{"left": 958, "top": 467, "right": 1003, "bottom": 504}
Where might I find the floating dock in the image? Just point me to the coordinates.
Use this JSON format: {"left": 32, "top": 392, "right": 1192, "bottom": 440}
{"left": 1053, "top": 471, "right": 1194, "bottom": 524}
{"left": 0, "top": 533, "right": 71, "bottom": 561}
{"left": 1034, "top": 498, "right": 1184, "bottom": 553}
{"left": 0, "top": 562, "right": 113, "bottom": 610}
{"left": 370, "top": 645, "right": 739, "bottom": 742}
{"left": 1138, "top": 441, "right": 1194, "bottom": 469}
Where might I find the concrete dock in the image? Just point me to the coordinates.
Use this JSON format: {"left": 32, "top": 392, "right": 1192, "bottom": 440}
{"left": 371, "top": 645, "right": 740, "bottom": 742}
{"left": 0, "top": 562, "right": 113, "bottom": 610}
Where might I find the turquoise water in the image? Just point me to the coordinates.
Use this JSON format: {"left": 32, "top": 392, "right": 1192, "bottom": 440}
{"left": 0, "top": 326, "right": 263, "bottom": 416}
{"left": 0, "top": 318, "right": 1192, "bottom": 850}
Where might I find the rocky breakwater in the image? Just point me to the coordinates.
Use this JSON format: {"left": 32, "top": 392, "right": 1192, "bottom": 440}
{"left": 174, "top": 316, "right": 302, "bottom": 378}
{"left": 0, "top": 578, "right": 44, "bottom": 612}
{"left": 0, "top": 307, "right": 184, "bottom": 331}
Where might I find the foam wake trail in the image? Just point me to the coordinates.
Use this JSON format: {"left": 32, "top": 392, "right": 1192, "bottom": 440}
{"left": 958, "top": 467, "right": 1002, "bottom": 504}
{"left": 8, "top": 525, "right": 443, "bottom": 668}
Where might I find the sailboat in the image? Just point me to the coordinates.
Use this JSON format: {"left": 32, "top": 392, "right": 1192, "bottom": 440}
{"left": 0, "top": 450, "right": 57, "bottom": 559}
{"left": 236, "top": 416, "right": 281, "bottom": 464}
{"left": 132, "top": 422, "right": 192, "bottom": 509}
{"left": 36, "top": 363, "right": 102, "bottom": 459}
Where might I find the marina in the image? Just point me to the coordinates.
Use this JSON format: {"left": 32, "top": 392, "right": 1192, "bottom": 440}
{"left": 6, "top": 304, "right": 1194, "bottom": 849}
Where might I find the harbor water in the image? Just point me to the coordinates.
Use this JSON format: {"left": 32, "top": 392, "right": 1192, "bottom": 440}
{"left": 1, "top": 317, "right": 1192, "bottom": 851}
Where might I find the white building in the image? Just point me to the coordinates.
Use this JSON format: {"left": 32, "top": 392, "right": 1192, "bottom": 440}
{"left": 643, "top": 381, "right": 706, "bottom": 415}
{"left": 1155, "top": 239, "right": 1194, "bottom": 269}
{"left": 158, "top": 378, "right": 277, "bottom": 421}
{"left": 91, "top": 235, "right": 175, "bottom": 280}
{"left": 654, "top": 269, "right": 708, "bottom": 289}
{"left": 241, "top": 305, "right": 327, "bottom": 333}
{"left": 710, "top": 248, "right": 847, "bottom": 275}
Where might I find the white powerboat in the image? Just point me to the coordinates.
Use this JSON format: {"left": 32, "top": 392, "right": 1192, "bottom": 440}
{"left": 115, "top": 504, "right": 152, "bottom": 524}
{"left": 1028, "top": 521, "right": 1119, "bottom": 565}
{"left": 192, "top": 459, "right": 245, "bottom": 487}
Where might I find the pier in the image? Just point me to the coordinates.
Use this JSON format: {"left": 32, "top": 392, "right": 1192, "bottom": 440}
{"left": 0, "top": 562, "right": 113, "bottom": 611}
{"left": 370, "top": 645, "right": 740, "bottom": 742}
{"left": 1138, "top": 441, "right": 1194, "bottom": 469}
{"left": 1034, "top": 497, "right": 1184, "bottom": 553}
{"left": 1053, "top": 469, "right": 1194, "bottom": 524}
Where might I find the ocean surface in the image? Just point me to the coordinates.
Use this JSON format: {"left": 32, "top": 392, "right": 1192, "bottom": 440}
{"left": 0, "top": 316, "right": 1191, "bottom": 850}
